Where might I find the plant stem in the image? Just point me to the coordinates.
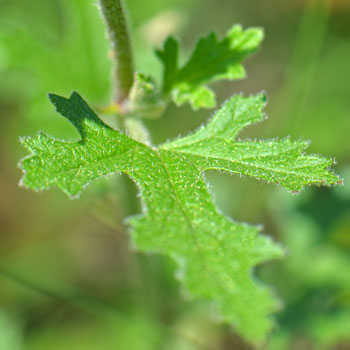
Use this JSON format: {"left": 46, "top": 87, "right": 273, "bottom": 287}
{"left": 99, "top": 0, "right": 134, "bottom": 103}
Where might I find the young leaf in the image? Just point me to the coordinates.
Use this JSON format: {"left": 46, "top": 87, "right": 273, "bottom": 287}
{"left": 19, "top": 92, "right": 340, "bottom": 343}
{"left": 156, "top": 25, "right": 263, "bottom": 109}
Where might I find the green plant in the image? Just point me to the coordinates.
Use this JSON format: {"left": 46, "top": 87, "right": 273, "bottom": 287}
{"left": 18, "top": 0, "right": 341, "bottom": 345}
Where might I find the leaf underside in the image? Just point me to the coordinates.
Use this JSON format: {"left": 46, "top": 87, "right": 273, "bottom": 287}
{"left": 20, "top": 92, "right": 340, "bottom": 343}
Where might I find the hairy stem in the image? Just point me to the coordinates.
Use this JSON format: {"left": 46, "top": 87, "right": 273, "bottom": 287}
{"left": 99, "top": 0, "right": 134, "bottom": 103}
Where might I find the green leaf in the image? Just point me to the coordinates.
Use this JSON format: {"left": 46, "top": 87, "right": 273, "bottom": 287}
{"left": 19, "top": 92, "right": 340, "bottom": 343}
{"left": 156, "top": 25, "right": 263, "bottom": 109}
{"left": 162, "top": 94, "right": 340, "bottom": 192}
{"left": 172, "top": 85, "right": 216, "bottom": 110}
{"left": 20, "top": 92, "right": 136, "bottom": 197}
{"left": 156, "top": 36, "right": 179, "bottom": 94}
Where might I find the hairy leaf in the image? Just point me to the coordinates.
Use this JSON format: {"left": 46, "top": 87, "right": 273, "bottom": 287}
{"left": 162, "top": 94, "right": 340, "bottom": 192}
{"left": 156, "top": 25, "right": 263, "bottom": 109}
{"left": 20, "top": 92, "right": 340, "bottom": 343}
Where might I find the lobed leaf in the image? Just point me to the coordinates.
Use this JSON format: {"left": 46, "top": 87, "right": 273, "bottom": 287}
{"left": 156, "top": 25, "right": 263, "bottom": 109}
{"left": 20, "top": 92, "right": 284, "bottom": 343}
{"left": 162, "top": 94, "right": 341, "bottom": 192}
{"left": 19, "top": 92, "right": 340, "bottom": 343}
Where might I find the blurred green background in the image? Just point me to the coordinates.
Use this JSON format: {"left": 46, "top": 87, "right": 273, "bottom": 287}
{"left": 0, "top": 0, "right": 349, "bottom": 349}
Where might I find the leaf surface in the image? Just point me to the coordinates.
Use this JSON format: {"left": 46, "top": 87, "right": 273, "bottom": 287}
{"left": 20, "top": 92, "right": 340, "bottom": 343}
{"left": 162, "top": 94, "right": 340, "bottom": 192}
{"left": 156, "top": 25, "right": 263, "bottom": 109}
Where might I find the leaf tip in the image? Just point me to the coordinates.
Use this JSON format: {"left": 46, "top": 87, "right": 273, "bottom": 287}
{"left": 48, "top": 92, "right": 63, "bottom": 106}
{"left": 256, "top": 90, "right": 268, "bottom": 104}
{"left": 48, "top": 90, "right": 81, "bottom": 108}
{"left": 254, "top": 26, "right": 265, "bottom": 41}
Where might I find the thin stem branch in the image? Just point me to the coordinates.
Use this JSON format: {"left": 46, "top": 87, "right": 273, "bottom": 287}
{"left": 99, "top": 0, "right": 134, "bottom": 103}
